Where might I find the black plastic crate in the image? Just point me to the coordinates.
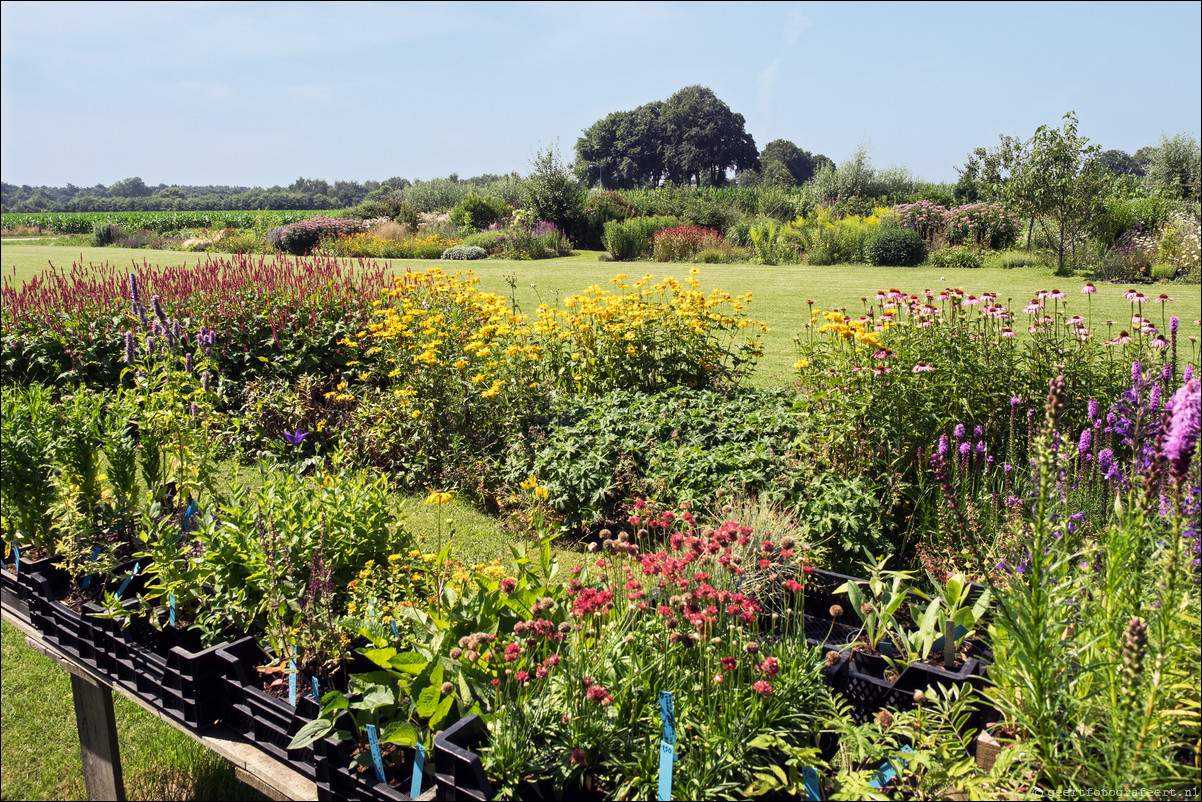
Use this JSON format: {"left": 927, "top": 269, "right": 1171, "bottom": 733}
{"left": 216, "top": 636, "right": 317, "bottom": 779}
{"left": 1, "top": 555, "right": 54, "bottom": 627}
{"left": 315, "top": 733, "right": 429, "bottom": 801}
{"left": 433, "top": 714, "right": 492, "bottom": 802}
{"left": 27, "top": 571, "right": 102, "bottom": 668}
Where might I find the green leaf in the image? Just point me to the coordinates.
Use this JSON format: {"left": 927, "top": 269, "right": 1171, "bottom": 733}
{"left": 380, "top": 720, "right": 418, "bottom": 747}
{"left": 361, "top": 647, "right": 398, "bottom": 669}
{"left": 288, "top": 717, "right": 335, "bottom": 750}
{"left": 388, "top": 651, "right": 430, "bottom": 675}
{"left": 429, "top": 692, "right": 455, "bottom": 729}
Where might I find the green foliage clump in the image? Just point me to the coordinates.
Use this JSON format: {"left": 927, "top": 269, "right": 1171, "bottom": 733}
{"left": 448, "top": 194, "right": 511, "bottom": 231}
{"left": 441, "top": 244, "right": 488, "bottom": 261}
{"left": 867, "top": 225, "right": 925, "bottom": 266}
{"left": 91, "top": 221, "right": 117, "bottom": 246}
{"left": 601, "top": 215, "right": 681, "bottom": 260}
{"left": 927, "top": 246, "right": 983, "bottom": 269}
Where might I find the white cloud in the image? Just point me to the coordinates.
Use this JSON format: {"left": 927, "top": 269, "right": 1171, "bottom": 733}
{"left": 783, "top": 8, "right": 811, "bottom": 46}
{"left": 758, "top": 59, "right": 781, "bottom": 118}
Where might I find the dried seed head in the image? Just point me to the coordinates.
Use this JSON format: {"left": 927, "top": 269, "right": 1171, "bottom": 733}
{"left": 829, "top": 604, "right": 844, "bottom": 619}
{"left": 825, "top": 650, "right": 841, "bottom": 666}
{"left": 875, "top": 709, "right": 893, "bottom": 728}
{"left": 913, "top": 689, "right": 927, "bottom": 704}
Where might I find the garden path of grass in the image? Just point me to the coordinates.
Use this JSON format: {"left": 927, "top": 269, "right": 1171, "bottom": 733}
{"left": 4, "top": 243, "right": 1199, "bottom": 389}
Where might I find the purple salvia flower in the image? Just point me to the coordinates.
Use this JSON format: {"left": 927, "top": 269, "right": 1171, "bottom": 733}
{"left": 201, "top": 370, "right": 211, "bottom": 392}
{"left": 145, "top": 335, "right": 156, "bottom": 355}
{"left": 1163, "top": 378, "right": 1200, "bottom": 481}
{"left": 123, "top": 330, "right": 136, "bottom": 364}
{"left": 129, "top": 272, "right": 141, "bottom": 306}
{"left": 185, "top": 352, "right": 193, "bottom": 374}
{"left": 190, "top": 402, "right": 199, "bottom": 418}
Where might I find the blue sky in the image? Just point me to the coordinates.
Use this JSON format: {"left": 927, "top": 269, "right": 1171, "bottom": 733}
{"left": 2, "top": 1, "right": 1199, "bottom": 188}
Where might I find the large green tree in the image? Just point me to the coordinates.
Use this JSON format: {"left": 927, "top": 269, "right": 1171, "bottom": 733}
{"left": 574, "top": 87, "right": 757, "bottom": 189}
{"left": 659, "top": 86, "right": 758, "bottom": 187}
{"left": 754, "top": 139, "right": 831, "bottom": 187}
{"left": 574, "top": 102, "right": 664, "bottom": 189}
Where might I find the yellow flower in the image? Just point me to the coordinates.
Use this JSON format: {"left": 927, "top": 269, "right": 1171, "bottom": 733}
{"left": 520, "top": 476, "right": 537, "bottom": 490}
{"left": 425, "top": 488, "right": 454, "bottom": 506}
{"left": 794, "top": 359, "right": 810, "bottom": 370}
{"left": 534, "top": 486, "right": 550, "bottom": 499}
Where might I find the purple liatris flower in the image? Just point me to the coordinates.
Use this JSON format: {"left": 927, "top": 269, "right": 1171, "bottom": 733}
{"left": 1164, "top": 378, "right": 1200, "bottom": 481}
{"left": 938, "top": 435, "right": 950, "bottom": 455}
{"left": 1132, "top": 361, "right": 1142, "bottom": 387}
{"left": 960, "top": 441, "right": 972, "bottom": 457}
{"left": 1185, "top": 365, "right": 1195, "bottom": 383}
{"left": 954, "top": 423, "right": 965, "bottom": 440}
{"left": 1150, "top": 384, "right": 1161, "bottom": 413}
{"left": 1088, "top": 397, "right": 1099, "bottom": 423}
{"left": 1079, "top": 428, "right": 1092, "bottom": 456}
{"left": 282, "top": 428, "right": 309, "bottom": 447}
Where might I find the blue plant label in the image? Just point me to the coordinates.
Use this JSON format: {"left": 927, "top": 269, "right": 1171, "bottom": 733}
{"left": 168, "top": 593, "right": 176, "bottom": 627}
{"left": 801, "top": 766, "right": 822, "bottom": 801}
{"left": 410, "top": 742, "right": 426, "bottom": 798}
{"left": 11, "top": 541, "right": 19, "bottom": 574}
{"left": 658, "top": 740, "right": 675, "bottom": 801}
{"left": 81, "top": 545, "right": 100, "bottom": 589}
{"left": 365, "top": 723, "right": 387, "bottom": 784}
{"left": 288, "top": 658, "right": 297, "bottom": 707}
{"left": 658, "top": 690, "right": 676, "bottom": 744}
{"left": 390, "top": 619, "right": 400, "bottom": 642}
{"left": 869, "top": 744, "right": 913, "bottom": 790}
{"left": 183, "top": 501, "right": 198, "bottom": 532}
{"left": 931, "top": 624, "right": 970, "bottom": 652}
{"left": 115, "top": 562, "right": 140, "bottom": 599}
{"left": 311, "top": 676, "right": 320, "bottom": 700}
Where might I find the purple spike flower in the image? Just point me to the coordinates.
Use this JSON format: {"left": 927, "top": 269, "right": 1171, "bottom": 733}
{"left": 1164, "top": 378, "right": 1200, "bottom": 481}
{"left": 1078, "top": 428, "right": 1092, "bottom": 456}
{"left": 123, "top": 330, "right": 136, "bottom": 364}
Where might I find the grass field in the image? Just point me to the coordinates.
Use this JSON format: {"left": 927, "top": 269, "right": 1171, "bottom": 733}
{"left": 5, "top": 243, "right": 1198, "bottom": 388}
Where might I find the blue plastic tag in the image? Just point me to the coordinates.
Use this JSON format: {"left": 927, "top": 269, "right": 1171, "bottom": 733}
{"left": 410, "top": 742, "right": 426, "bottom": 798}
{"left": 869, "top": 744, "right": 913, "bottom": 789}
{"left": 801, "top": 766, "right": 822, "bottom": 801}
{"left": 311, "top": 676, "right": 320, "bottom": 700}
{"left": 288, "top": 658, "right": 297, "bottom": 707}
{"left": 657, "top": 690, "right": 676, "bottom": 801}
{"left": 81, "top": 545, "right": 101, "bottom": 589}
{"left": 365, "top": 723, "right": 387, "bottom": 783}
{"left": 658, "top": 740, "right": 674, "bottom": 801}
{"left": 12, "top": 541, "right": 19, "bottom": 574}
{"left": 931, "top": 624, "right": 970, "bottom": 652}
{"left": 390, "top": 619, "right": 400, "bottom": 642}
{"left": 183, "top": 501, "right": 198, "bottom": 532}
{"left": 168, "top": 593, "right": 176, "bottom": 627}
{"left": 115, "top": 562, "right": 140, "bottom": 599}
{"left": 659, "top": 690, "right": 676, "bottom": 744}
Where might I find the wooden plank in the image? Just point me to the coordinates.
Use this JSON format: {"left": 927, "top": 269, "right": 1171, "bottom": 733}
{"left": 235, "top": 766, "right": 289, "bottom": 802}
{"left": 70, "top": 672, "right": 126, "bottom": 802}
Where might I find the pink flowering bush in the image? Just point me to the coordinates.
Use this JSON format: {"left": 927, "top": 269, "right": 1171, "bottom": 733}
{"left": 945, "top": 202, "right": 1019, "bottom": 250}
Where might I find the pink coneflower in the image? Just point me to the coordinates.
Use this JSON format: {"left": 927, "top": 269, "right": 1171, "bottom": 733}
{"left": 1124, "top": 289, "right": 1140, "bottom": 301}
{"left": 1050, "top": 289, "right": 1066, "bottom": 300}
{"left": 1001, "top": 328, "right": 1016, "bottom": 337}
{"left": 875, "top": 291, "right": 886, "bottom": 302}
{"left": 1151, "top": 335, "right": 1168, "bottom": 349}
{"left": 964, "top": 295, "right": 981, "bottom": 306}
{"left": 872, "top": 349, "right": 892, "bottom": 359}
{"left": 1117, "top": 330, "right": 1133, "bottom": 344}
{"left": 1157, "top": 293, "right": 1173, "bottom": 303}
{"left": 912, "top": 362, "right": 935, "bottom": 372}
{"left": 888, "top": 288, "right": 904, "bottom": 300}
{"left": 1025, "top": 300, "right": 1042, "bottom": 314}
{"left": 1082, "top": 284, "right": 1096, "bottom": 294}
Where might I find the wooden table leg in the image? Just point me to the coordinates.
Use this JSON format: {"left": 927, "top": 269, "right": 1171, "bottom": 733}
{"left": 70, "top": 672, "right": 126, "bottom": 801}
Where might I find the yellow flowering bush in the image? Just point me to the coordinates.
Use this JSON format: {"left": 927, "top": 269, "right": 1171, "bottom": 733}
{"left": 318, "top": 232, "right": 461, "bottom": 259}
{"left": 336, "top": 268, "right": 765, "bottom": 492}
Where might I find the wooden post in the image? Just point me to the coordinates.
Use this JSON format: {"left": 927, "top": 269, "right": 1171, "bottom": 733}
{"left": 70, "top": 672, "right": 126, "bottom": 801}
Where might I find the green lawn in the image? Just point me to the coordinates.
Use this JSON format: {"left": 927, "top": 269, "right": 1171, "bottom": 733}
{"left": 4, "top": 243, "right": 1199, "bottom": 387}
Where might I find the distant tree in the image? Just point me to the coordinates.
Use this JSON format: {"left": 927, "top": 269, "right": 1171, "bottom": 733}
{"left": 156, "top": 186, "right": 187, "bottom": 200}
{"left": 1006, "top": 112, "right": 1108, "bottom": 274}
{"left": 1097, "top": 149, "right": 1144, "bottom": 177}
{"left": 289, "top": 177, "right": 330, "bottom": 195}
{"left": 109, "top": 176, "right": 152, "bottom": 197}
{"left": 522, "top": 143, "right": 584, "bottom": 233}
{"left": 659, "top": 86, "right": 758, "bottom": 187}
{"left": 574, "top": 102, "right": 664, "bottom": 189}
{"left": 1144, "top": 132, "right": 1202, "bottom": 199}
{"left": 954, "top": 134, "right": 1025, "bottom": 203}
{"left": 756, "top": 139, "right": 828, "bottom": 187}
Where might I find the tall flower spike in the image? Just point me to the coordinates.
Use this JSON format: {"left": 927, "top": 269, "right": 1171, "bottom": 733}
{"left": 1164, "top": 378, "right": 1200, "bottom": 482}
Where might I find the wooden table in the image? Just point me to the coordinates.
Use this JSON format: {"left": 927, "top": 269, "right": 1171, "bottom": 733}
{"left": 1, "top": 606, "right": 317, "bottom": 802}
